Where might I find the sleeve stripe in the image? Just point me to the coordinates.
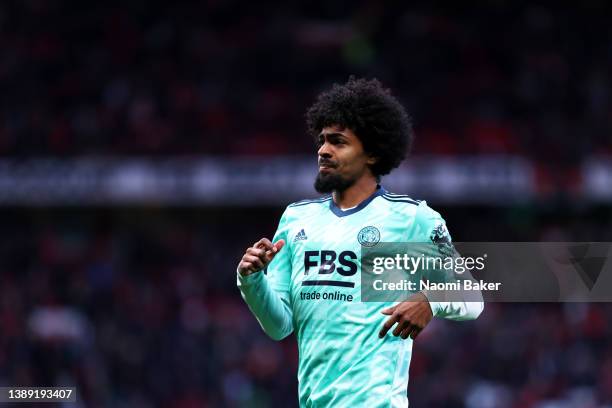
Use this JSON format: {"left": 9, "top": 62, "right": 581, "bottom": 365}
{"left": 381, "top": 194, "right": 420, "bottom": 205}
{"left": 288, "top": 196, "right": 332, "bottom": 207}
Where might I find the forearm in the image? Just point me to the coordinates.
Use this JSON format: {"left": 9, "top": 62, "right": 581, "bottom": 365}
{"left": 420, "top": 249, "right": 485, "bottom": 321}
{"left": 237, "top": 269, "right": 294, "bottom": 340}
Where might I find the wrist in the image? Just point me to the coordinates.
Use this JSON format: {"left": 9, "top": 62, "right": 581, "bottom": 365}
{"left": 237, "top": 264, "right": 263, "bottom": 277}
{"left": 418, "top": 290, "right": 436, "bottom": 316}
{"left": 238, "top": 268, "right": 253, "bottom": 277}
{"left": 237, "top": 267, "right": 265, "bottom": 281}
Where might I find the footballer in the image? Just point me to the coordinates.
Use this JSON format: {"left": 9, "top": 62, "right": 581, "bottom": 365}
{"left": 237, "top": 77, "right": 484, "bottom": 407}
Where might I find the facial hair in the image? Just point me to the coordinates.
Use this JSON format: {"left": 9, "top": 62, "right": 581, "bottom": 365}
{"left": 314, "top": 171, "right": 355, "bottom": 193}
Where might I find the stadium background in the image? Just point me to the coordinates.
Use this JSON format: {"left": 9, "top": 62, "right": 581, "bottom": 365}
{"left": 1, "top": 1, "right": 612, "bottom": 407}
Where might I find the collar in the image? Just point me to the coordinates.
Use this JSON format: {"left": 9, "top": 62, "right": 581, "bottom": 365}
{"left": 329, "top": 184, "right": 386, "bottom": 217}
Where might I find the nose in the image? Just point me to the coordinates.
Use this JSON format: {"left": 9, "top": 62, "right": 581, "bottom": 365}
{"left": 318, "top": 141, "right": 332, "bottom": 158}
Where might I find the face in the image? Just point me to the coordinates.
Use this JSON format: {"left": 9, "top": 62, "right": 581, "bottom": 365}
{"left": 314, "top": 125, "right": 376, "bottom": 193}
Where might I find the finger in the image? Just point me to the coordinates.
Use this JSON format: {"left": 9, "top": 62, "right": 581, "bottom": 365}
{"left": 380, "top": 306, "right": 396, "bottom": 315}
{"left": 255, "top": 238, "right": 275, "bottom": 252}
{"left": 393, "top": 320, "right": 409, "bottom": 337}
{"left": 379, "top": 315, "right": 399, "bottom": 338}
{"left": 264, "top": 251, "right": 276, "bottom": 262}
{"left": 263, "top": 239, "right": 287, "bottom": 262}
{"left": 238, "top": 261, "right": 256, "bottom": 274}
{"left": 240, "top": 258, "right": 262, "bottom": 273}
{"left": 400, "top": 325, "right": 416, "bottom": 340}
{"left": 410, "top": 327, "right": 422, "bottom": 340}
{"left": 242, "top": 254, "right": 263, "bottom": 268}
{"left": 243, "top": 254, "right": 264, "bottom": 270}
{"left": 249, "top": 248, "right": 274, "bottom": 266}
{"left": 246, "top": 247, "right": 267, "bottom": 259}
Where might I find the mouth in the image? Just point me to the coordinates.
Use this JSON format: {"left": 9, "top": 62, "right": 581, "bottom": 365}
{"left": 318, "top": 161, "right": 336, "bottom": 171}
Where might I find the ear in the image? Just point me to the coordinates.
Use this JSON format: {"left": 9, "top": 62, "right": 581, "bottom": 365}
{"left": 366, "top": 155, "right": 378, "bottom": 166}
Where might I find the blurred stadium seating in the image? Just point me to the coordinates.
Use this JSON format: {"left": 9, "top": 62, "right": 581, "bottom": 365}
{"left": 1, "top": 1, "right": 611, "bottom": 407}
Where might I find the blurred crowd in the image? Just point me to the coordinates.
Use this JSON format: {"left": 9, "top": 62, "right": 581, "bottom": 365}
{"left": 0, "top": 1, "right": 611, "bottom": 162}
{"left": 1, "top": 207, "right": 611, "bottom": 408}
{"left": 1, "top": 1, "right": 612, "bottom": 407}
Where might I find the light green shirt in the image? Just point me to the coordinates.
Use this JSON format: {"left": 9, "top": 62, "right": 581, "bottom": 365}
{"left": 238, "top": 186, "right": 483, "bottom": 407}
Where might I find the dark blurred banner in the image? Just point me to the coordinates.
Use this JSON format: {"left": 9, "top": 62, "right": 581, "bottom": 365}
{"left": 1, "top": 156, "right": 611, "bottom": 205}
{"left": 0, "top": 155, "right": 582, "bottom": 205}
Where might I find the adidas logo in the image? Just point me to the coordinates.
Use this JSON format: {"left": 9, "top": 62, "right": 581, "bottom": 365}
{"left": 294, "top": 229, "right": 308, "bottom": 242}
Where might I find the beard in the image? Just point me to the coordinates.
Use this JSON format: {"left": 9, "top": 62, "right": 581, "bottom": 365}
{"left": 314, "top": 171, "right": 355, "bottom": 193}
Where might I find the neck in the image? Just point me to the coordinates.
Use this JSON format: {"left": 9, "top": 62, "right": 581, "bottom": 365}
{"left": 333, "top": 175, "right": 378, "bottom": 210}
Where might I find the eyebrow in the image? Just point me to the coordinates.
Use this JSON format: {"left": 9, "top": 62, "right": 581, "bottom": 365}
{"left": 318, "top": 132, "right": 347, "bottom": 140}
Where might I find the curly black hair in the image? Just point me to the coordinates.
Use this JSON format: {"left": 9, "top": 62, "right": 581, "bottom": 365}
{"left": 305, "top": 77, "right": 414, "bottom": 177}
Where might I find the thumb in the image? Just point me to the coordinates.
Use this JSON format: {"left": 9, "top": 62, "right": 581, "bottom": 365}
{"left": 381, "top": 305, "right": 396, "bottom": 315}
{"left": 274, "top": 239, "right": 285, "bottom": 252}
{"left": 265, "top": 239, "right": 285, "bottom": 262}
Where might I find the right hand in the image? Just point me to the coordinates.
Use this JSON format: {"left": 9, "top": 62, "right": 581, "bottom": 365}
{"left": 238, "top": 238, "right": 286, "bottom": 276}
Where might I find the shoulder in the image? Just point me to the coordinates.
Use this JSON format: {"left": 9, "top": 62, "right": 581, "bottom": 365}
{"left": 412, "top": 200, "right": 450, "bottom": 242}
{"left": 286, "top": 195, "right": 332, "bottom": 209}
{"left": 281, "top": 195, "right": 332, "bottom": 221}
{"left": 380, "top": 190, "right": 449, "bottom": 239}
{"left": 377, "top": 190, "right": 422, "bottom": 217}
{"left": 379, "top": 191, "right": 422, "bottom": 206}
{"left": 380, "top": 190, "right": 440, "bottom": 217}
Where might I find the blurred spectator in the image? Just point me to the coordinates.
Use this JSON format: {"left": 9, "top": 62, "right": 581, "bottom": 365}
{"left": 0, "top": 1, "right": 609, "bottom": 162}
{"left": 1, "top": 2, "right": 612, "bottom": 407}
{"left": 0, "top": 207, "right": 611, "bottom": 406}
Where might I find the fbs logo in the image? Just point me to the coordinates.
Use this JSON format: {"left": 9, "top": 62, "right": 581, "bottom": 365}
{"left": 294, "top": 228, "right": 308, "bottom": 242}
{"left": 302, "top": 250, "right": 358, "bottom": 288}
{"left": 304, "top": 250, "right": 358, "bottom": 276}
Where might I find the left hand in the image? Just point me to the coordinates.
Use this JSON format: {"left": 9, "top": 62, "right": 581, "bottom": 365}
{"left": 379, "top": 292, "right": 433, "bottom": 340}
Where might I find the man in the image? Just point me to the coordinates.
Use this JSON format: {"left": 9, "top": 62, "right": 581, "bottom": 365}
{"left": 237, "top": 77, "right": 483, "bottom": 407}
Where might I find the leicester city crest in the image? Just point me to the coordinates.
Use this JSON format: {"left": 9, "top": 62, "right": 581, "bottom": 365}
{"left": 358, "top": 226, "right": 380, "bottom": 247}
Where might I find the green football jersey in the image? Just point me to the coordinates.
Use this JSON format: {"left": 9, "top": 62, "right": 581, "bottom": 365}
{"left": 237, "top": 185, "right": 483, "bottom": 407}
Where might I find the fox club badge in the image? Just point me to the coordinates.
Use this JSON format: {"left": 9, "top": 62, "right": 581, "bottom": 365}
{"left": 358, "top": 226, "right": 380, "bottom": 247}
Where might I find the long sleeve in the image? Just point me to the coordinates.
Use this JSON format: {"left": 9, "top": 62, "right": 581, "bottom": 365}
{"left": 237, "top": 270, "right": 293, "bottom": 340}
{"left": 415, "top": 201, "right": 484, "bottom": 321}
{"left": 425, "top": 297, "right": 484, "bottom": 321}
{"left": 236, "top": 209, "right": 294, "bottom": 340}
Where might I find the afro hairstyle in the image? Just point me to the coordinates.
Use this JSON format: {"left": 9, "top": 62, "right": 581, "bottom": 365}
{"left": 305, "top": 77, "right": 414, "bottom": 177}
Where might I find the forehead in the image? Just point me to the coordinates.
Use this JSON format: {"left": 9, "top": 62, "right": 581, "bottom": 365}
{"left": 319, "top": 125, "right": 358, "bottom": 140}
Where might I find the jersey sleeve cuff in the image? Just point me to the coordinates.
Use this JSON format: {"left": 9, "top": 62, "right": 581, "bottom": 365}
{"left": 236, "top": 267, "right": 265, "bottom": 288}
